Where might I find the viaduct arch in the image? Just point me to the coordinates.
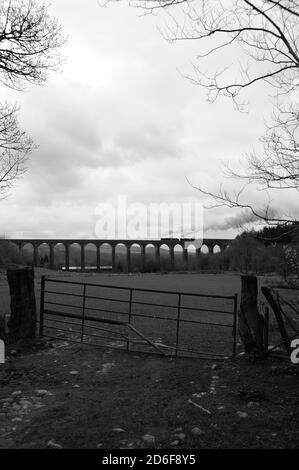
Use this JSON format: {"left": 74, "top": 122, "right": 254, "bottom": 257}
{"left": 8, "top": 238, "right": 232, "bottom": 272}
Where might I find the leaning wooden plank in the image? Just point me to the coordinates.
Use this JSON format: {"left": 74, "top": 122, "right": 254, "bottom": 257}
{"left": 127, "top": 324, "right": 168, "bottom": 356}
{"left": 261, "top": 286, "right": 291, "bottom": 355}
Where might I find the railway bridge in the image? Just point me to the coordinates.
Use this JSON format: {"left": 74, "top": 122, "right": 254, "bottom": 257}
{"left": 8, "top": 238, "right": 232, "bottom": 272}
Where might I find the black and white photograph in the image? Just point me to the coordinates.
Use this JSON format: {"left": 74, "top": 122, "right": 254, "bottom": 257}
{"left": 0, "top": 0, "right": 298, "bottom": 455}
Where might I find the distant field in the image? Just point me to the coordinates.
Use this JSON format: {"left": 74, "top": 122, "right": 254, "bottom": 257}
{"left": 43, "top": 269, "right": 243, "bottom": 295}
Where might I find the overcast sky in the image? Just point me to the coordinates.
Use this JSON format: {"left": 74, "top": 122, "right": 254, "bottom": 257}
{"left": 0, "top": 0, "right": 297, "bottom": 240}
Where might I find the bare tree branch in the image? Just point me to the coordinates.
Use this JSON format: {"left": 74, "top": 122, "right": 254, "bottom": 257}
{"left": 0, "top": 0, "right": 65, "bottom": 197}
{"left": 0, "top": 0, "right": 66, "bottom": 90}
{"left": 120, "top": 0, "right": 299, "bottom": 105}
{"left": 0, "top": 103, "right": 35, "bottom": 198}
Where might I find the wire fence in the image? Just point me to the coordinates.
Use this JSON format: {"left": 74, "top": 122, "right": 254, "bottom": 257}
{"left": 261, "top": 285, "right": 299, "bottom": 356}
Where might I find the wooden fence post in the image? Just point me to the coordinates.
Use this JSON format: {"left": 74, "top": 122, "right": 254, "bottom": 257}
{"left": 0, "top": 316, "right": 5, "bottom": 341}
{"left": 7, "top": 267, "right": 37, "bottom": 343}
{"left": 263, "top": 306, "right": 269, "bottom": 355}
{"left": 238, "top": 275, "right": 265, "bottom": 358}
{"left": 39, "top": 276, "right": 45, "bottom": 339}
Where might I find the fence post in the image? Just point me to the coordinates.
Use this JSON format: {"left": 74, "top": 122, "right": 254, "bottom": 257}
{"left": 232, "top": 293, "right": 238, "bottom": 357}
{"left": 81, "top": 284, "right": 86, "bottom": 342}
{"left": 39, "top": 275, "right": 45, "bottom": 339}
{"left": 127, "top": 289, "right": 133, "bottom": 351}
{"left": 263, "top": 306, "right": 269, "bottom": 355}
{"left": 239, "top": 275, "right": 265, "bottom": 357}
{"left": 7, "top": 267, "right": 37, "bottom": 342}
{"left": 175, "top": 293, "right": 181, "bottom": 357}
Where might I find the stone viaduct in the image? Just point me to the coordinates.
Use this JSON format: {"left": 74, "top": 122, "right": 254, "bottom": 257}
{"left": 8, "top": 238, "right": 232, "bottom": 272}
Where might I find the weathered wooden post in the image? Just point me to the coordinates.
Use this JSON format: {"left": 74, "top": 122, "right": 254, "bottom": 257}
{"left": 238, "top": 275, "right": 265, "bottom": 358}
{"left": 263, "top": 305, "right": 269, "bottom": 355}
{"left": 0, "top": 315, "right": 6, "bottom": 341}
{"left": 7, "top": 267, "right": 37, "bottom": 343}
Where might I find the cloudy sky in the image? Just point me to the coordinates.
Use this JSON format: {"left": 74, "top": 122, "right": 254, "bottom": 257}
{"left": 0, "top": 0, "right": 296, "bottom": 240}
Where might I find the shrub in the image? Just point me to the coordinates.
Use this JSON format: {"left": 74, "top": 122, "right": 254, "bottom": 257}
{"left": 0, "top": 240, "right": 23, "bottom": 268}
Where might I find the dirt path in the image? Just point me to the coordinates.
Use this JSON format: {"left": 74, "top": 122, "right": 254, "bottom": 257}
{"left": 0, "top": 342, "right": 298, "bottom": 449}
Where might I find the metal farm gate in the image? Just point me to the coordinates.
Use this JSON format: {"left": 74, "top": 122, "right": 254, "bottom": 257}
{"left": 39, "top": 276, "right": 238, "bottom": 359}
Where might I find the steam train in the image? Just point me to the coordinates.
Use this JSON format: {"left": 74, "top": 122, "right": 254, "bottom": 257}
{"left": 160, "top": 237, "right": 195, "bottom": 242}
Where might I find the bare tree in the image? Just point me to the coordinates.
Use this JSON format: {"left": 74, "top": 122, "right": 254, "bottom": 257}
{"left": 0, "top": 103, "right": 34, "bottom": 197}
{"left": 187, "top": 101, "right": 298, "bottom": 226}
{"left": 0, "top": 0, "right": 65, "bottom": 197}
{"left": 129, "top": 0, "right": 298, "bottom": 106}
{"left": 114, "top": 0, "right": 299, "bottom": 226}
{"left": 234, "top": 107, "right": 298, "bottom": 192}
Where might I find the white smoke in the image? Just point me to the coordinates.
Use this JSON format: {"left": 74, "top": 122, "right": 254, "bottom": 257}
{"left": 205, "top": 209, "right": 275, "bottom": 232}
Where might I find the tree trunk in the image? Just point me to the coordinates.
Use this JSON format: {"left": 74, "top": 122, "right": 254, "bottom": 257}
{"left": 238, "top": 275, "right": 265, "bottom": 359}
{"left": 7, "top": 267, "right": 37, "bottom": 343}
